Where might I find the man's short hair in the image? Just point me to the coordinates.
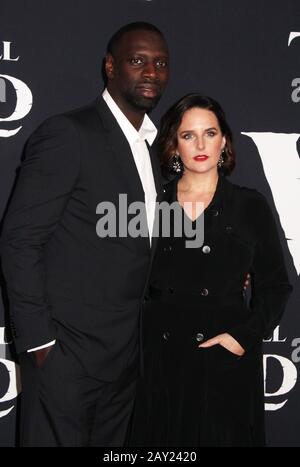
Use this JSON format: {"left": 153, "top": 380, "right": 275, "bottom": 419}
{"left": 107, "top": 22, "right": 165, "bottom": 56}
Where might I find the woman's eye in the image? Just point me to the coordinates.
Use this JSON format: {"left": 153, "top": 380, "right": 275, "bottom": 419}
{"left": 207, "top": 131, "right": 216, "bottom": 137}
{"left": 183, "top": 134, "right": 193, "bottom": 140}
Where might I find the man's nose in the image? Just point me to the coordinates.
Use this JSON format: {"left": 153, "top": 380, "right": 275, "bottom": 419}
{"left": 142, "top": 62, "right": 157, "bottom": 79}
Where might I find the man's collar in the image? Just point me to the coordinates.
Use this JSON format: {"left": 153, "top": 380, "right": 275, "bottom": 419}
{"left": 102, "top": 89, "right": 157, "bottom": 145}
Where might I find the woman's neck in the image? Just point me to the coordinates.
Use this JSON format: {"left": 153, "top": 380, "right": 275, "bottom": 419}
{"left": 178, "top": 170, "right": 219, "bottom": 196}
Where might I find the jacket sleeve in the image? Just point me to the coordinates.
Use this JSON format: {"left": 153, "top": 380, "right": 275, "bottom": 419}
{"left": 0, "top": 115, "right": 81, "bottom": 353}
{"left": 229, "top": 193, "right": 293, "bottom": 351}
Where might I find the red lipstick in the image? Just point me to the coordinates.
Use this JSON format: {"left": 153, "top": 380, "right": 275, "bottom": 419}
{"left": 193, "top": 155, "right": 209, "bottom": 162}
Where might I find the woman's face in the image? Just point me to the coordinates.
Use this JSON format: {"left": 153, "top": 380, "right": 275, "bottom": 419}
{"left": 176, "top": 107, "right": 226, "bottom": 176}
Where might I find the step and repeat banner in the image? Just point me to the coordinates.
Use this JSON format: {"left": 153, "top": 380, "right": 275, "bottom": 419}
{"left": 0, "top": 0, "right": 299, "bottom": 447}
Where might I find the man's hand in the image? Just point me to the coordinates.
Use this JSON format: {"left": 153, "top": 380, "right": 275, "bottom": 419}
{"left": 198, "top": 333, "right": 245, "bottom": 357}
{"left": 34, "top": 345, "right": 54, "bottom": 368}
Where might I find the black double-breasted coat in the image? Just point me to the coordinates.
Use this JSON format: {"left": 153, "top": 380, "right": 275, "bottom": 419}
{"left": 130, "top": 175, "right": 293, "bottom": 447}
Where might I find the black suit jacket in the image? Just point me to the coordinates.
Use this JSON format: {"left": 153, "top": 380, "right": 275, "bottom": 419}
{"left": 0, "top": 97, "right": 163, "bottom": 380}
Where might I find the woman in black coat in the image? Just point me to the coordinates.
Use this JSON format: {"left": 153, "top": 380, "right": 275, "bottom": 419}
{"left": 129, "top": 93, "right": 292, "bottom": 447}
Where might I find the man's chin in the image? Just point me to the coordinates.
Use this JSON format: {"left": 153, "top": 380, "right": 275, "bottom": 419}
{"left": 132, "top": 94, "right": 161, "bottom": 112}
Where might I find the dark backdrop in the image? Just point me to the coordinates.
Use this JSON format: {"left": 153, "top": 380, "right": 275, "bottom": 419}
{"left": 0, "top": 0, "right": 299, "bottom": 447}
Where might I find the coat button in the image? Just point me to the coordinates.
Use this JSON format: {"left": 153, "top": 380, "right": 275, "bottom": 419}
{"left": 202, "top": 245, "right": 211, "bottom": 254}
{"left": 196, "top": 332, "right": 205, "bottom": 342}
{"left": 168, "top": 287, "right": 174, "bottom": 293}
{"left": 200, "top": 288, "right": 209, "bottom": 296}
{"left": 163, "top": 331, "right": 170, "bottom": 341}
{"left": 163, "top": 245, "right": 172, "bottom": 252}
{"left": 211, "top": 209, "right": 219, "bottom": 216}
{"left": 226, "top": 226, "right": 232, "bottom": 233}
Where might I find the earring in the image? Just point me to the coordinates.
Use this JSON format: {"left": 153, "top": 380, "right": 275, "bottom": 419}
{"left": 217, "top": 149, "right": 225, "bottom": 168}
{"left": 171, "top": 154, "right": 183, "bottom": 173}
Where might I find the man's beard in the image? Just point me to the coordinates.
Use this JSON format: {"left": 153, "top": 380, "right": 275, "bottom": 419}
{"left": 125, "top": 89, "right": 162, "bottom": 112}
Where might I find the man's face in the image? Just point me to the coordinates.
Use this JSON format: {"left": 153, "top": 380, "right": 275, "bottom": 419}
{"left": 106, "top": 29, "right": 169, "bottom": 113}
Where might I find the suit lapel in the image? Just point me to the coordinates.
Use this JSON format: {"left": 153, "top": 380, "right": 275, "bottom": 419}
{"left": 94, "top": 97, "right": 162, "bottom": 252}
{"left": 94, "top": 97, "right": 145, "bottom": 203}
{"left": 146, "top": 141, "right": 164, "bottom": 258}
{"left": 147, "top": 141, "right": 164, "bottom": 202}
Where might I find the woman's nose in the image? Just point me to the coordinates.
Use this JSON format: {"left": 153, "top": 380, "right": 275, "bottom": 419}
{"left": 196, "top": 136, "right": 205, "bottom": 150}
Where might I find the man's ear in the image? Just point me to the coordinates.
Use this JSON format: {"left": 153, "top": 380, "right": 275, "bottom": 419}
{"left": 105, "top": 53, "right": 114, "bottom": 79}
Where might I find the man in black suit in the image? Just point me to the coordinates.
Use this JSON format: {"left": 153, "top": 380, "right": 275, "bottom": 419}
{"left": 0, "top": 22, "right": 169, "bottom": 446}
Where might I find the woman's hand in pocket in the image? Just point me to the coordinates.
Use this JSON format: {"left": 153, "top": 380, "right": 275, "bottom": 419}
{"left": 198, "top": 333, "right": 245, "bottom": 357}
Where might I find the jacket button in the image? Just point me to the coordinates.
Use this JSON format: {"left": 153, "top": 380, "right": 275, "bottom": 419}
{"left": 200, "top": 288, "right": 209, "bottom": 296}
{"left": 163, "top": 331, "right": 170, "bottom": 341}
{"left": 226, "top": 226, "right": 232, "bottom": 233}
{"left": 168, "top": 287, "right": 174, "bottom": 293}
{"left": 196, "top": 332, "right": 204, "bottom": 342}
{"left": 211, "top": 209, "right": 219, "bottom": 216}
{"left": 202, "top": 245, "right": 211, "bottom": 254}
{"left": 163, "top": 245, "right": 172, "bottom": 252}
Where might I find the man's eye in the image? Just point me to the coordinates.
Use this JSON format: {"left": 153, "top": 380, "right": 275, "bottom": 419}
{"left": 156, "top": 60, "right": 167, "bottom": 68}
{"left": 130, "top": 58, "right": 143, "bottom": 65}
